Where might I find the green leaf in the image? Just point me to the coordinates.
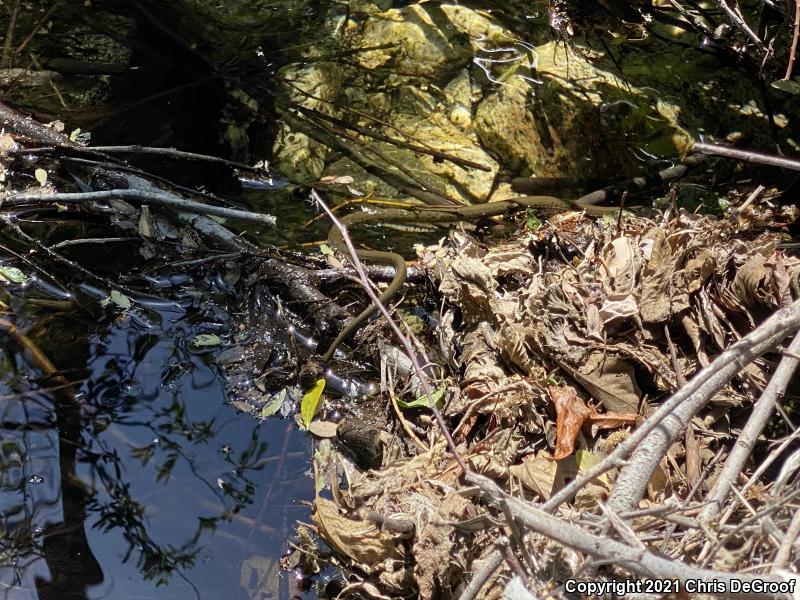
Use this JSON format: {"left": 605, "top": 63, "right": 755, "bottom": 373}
{"left": 300, "top": 378, "right": 326, "bottom": 427}
{"left": 397, "top": 385, "right": 446, "bottom": 410}
{"left": 525, "top": 208, "right": 541, "bottom": 231}
{"left": 191, "top": 333, "right": 222, "bottom": 347}
{"left": 104, "top": 290, "right": 132, "bottom": 309}
{"left": 69, "top": 128, "right": 82, "bottom": 142}
{"left": 0, "top": 267, "right": 27, "bottom": 284}
{"left": 34, "top": 168, "right": 48, "bottom": 187}
{"left": 260, "top": 389, "right": 286, "bottom": 418}
{"left": 319, "top": 243, "right": 334, "bottom": 256}
{"left": 771, "top": 79, "right": 800, "bottom": 95}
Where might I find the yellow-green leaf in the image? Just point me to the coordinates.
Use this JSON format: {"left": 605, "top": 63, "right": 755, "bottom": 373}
{"left": 397, "top": 385, "right": 445, "bottom": 410}
{"left": 103, "top": 290, "right": 132, "bottom": 309}
{"left": 192, "top": 333, "right": 222, "bottom": 347}
{"left": 260, "top": 389, "right": 286, "bottom": 418}
{"left": 300, "top": 378, "right": 325, "bottom": 427}
{"left": 34, "top": 168, "right": 48, "bottom": 187}
{"left": 320, "top": 244, "right": 334, "bottom": 256}
{"left": 0, "top": 267, "right": 27, "bottom": 284}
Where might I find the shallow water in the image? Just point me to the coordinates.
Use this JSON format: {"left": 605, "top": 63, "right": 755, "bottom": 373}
{"left": 0, "top": 296, "right": 315, "bottom": 600}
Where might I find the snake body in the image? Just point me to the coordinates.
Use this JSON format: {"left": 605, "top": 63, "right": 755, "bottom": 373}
{"left": 321, "top": 195, "right": 619, "bottom": 362}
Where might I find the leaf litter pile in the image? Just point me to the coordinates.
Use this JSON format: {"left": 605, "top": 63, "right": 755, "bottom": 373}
{"left": 292, "top": 198, "right": 800, "bottom": 599}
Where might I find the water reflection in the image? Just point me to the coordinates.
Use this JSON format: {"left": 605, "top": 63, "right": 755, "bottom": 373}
{"left": 0, "top": 298, "right": 313, "bottom": 600}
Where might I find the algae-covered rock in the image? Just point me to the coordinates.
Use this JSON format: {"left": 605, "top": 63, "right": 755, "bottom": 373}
{"left": 353, "top": 5, "right": 472, "bottom": 79}
{"left": 270, "top": 2, "right": 799, "bottom": 201}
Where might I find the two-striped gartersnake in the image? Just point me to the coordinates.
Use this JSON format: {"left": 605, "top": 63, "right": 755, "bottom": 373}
{"left": 321, "top": 195, "right": 620, "bottom": 362}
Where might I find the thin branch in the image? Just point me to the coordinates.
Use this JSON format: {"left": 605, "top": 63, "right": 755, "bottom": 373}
{"left": 311, "top": 189, "right": 467, "bottom": 473}
{"left": 700, "top": 330, "right": 800, "bottom": 522}
{"left": 1, "top": 0, "right": 20, "bottom": 69}
{"left": 692, "top": 141, "right": 800, "bottom": 171}
{"left": 774, "top": 509, "right": 800, "bottom": 568}
{"left": 466, "top": 472, "right": 793, "bottom": 600}
{"left": 2, "top": 189, "right": 276, "bottom": 225}
{"left": 711, "top": 0, "right": 767, "bottom": 52}
{"left": 86, "top": 145, "right": 257, "bottom": 171}
{"left": 15, "top": 1, "right": 63, "bottom": 55}
{"left": 288, "top": 101, "right": 492, "bottom": 172}
{"left": 459, "top": 549, "right": 503, "bottom": 600}
{"left": 785, "top": 0, "right": 800, "bottom": 80}
{"left": 543, "top": 298, "right": 800, "bottom": 513}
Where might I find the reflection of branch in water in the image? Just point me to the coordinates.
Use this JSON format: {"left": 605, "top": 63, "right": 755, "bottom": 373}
{"left": 84, "top": 397, "right": 268, "bottom": 585}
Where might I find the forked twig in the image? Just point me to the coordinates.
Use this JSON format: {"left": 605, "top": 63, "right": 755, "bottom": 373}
{"left": 543, "top": 299, "right": 800, "bottom": 513}
{"left": 700, "top": 330, "right": 800, "bottom": 522}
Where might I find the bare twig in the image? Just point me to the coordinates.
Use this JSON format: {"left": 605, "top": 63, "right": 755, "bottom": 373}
{"left": 774, "top": 509, "right": 800, "bottom": 568}
{"left": 459, "top": 549, "right": 503, "bottom": 600}
{"left": 607, "top": 304, "right": 800, "bottom": 514}
{"left": 466, "top": 472, "right": 793, "bottom": 600}
{"left": 1, "top": 1, "right": 21, "bottom": 69}
{"left": 3, "top": 189, "right": 276, "bottom": 225}
{"left": 543, "top": 298, "right": 800, "bottom": 513}
{"left": 700, "top": 330, "right": 800, "bottom": 522}
{"left": 286, "top": 100, "right": 492, "bottom": 172}
{"left": 785, "top": 0, "right": 800, "bottom": 80}
{"left": 86, "top": 145, "right": 258, "bottom": 171}
{"left": 710, "top": 0, "right": 767, "bottom": 52}
{"left": 692, "top": 141, "right": 800, "bottom": 171}
{"left": 311, "top": 189, "right": 467, "bottom": 472}
{"left": 15, "top": 1, "right": 63, "bottom": 55}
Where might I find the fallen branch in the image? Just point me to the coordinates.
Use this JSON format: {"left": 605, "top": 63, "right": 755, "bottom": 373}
{"left": 692, "top": 141, "right": 800, "bottom": 172}
{"left": 2, "top": 189, "right": 276, "bottom": 225}
{"left": 700, "top": 329, "right": 800, "bottom": 522}
{"left": 466, "top": 472, "right": 795, "bottom": 600}
{"left": 543, "top": 298, "right": 800, "bottom": 513}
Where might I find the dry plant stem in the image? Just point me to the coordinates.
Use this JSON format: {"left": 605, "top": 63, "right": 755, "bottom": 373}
{"left": 1, "top": 1, "right": 20, "bottom": 69}
{"left": 700, "top": 329, "right": 800, "bottom": 522}
{"left": 711, "top": 0, "right": 766, "bottom": 51}
{"left": 544, "top": 298, "right": 800, "bottom": 513}
{"left": 15, "top": 1, "right": 63, "bottom": 55}
{"left": 4, "top": 189, "right": 276, "bottom": 225}
{"left": 288, "top": 101, "right": 491, "bottom": 172}
{"left": 607, "top": 303, "right": 800, "bottom": 514}
{"left": 466, "top": 472, "right": 793, "bottom": 600}
{"left": 386, "top": 369, "right": 428, "bottom": 452}
{"left": 2, "top": 215, "right": 144, "bottom": 297}
{"left": 88, "top": 145, "right": 257, "bottom": 171}
{"left": 774, "top": 508, "right": 800, "bottom": 568}
{"left": 692, "top": 141, "right": 800, "bottom": 171}
{"left": 311, "top": 189, "right": 467, "bottom": 473}
{"left": 703, "top": 487, "right": 800, "bottom": 565}
{"left": 458, "top": 549, "right": 503, "bottom": 600}
{"left": 712, "top": 427, "right": 800, "bottom": 536}
{"left": 786, "top": 0, "right": 800, "bottom": 80}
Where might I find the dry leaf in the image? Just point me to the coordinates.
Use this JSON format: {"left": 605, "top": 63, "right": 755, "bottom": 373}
{"left": 567, "top": 353, "right": 641, "bottom": 413}
{"left": 308, "top": 420, "right": 339, "bottom": 438}
{"left": 509, "top": 452, "right": 574, "bottom": 499}
{"left": 549, "top": 386, "right": 590, "bottom": 460}
{"left": 731, "top": 254, "right": 773, "bottom": 308}
{"left": 639, "top": 227, "right": 674, "bottom": 323}
{"left": 312, "top": 498, "right": 403, "bottom": 568}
